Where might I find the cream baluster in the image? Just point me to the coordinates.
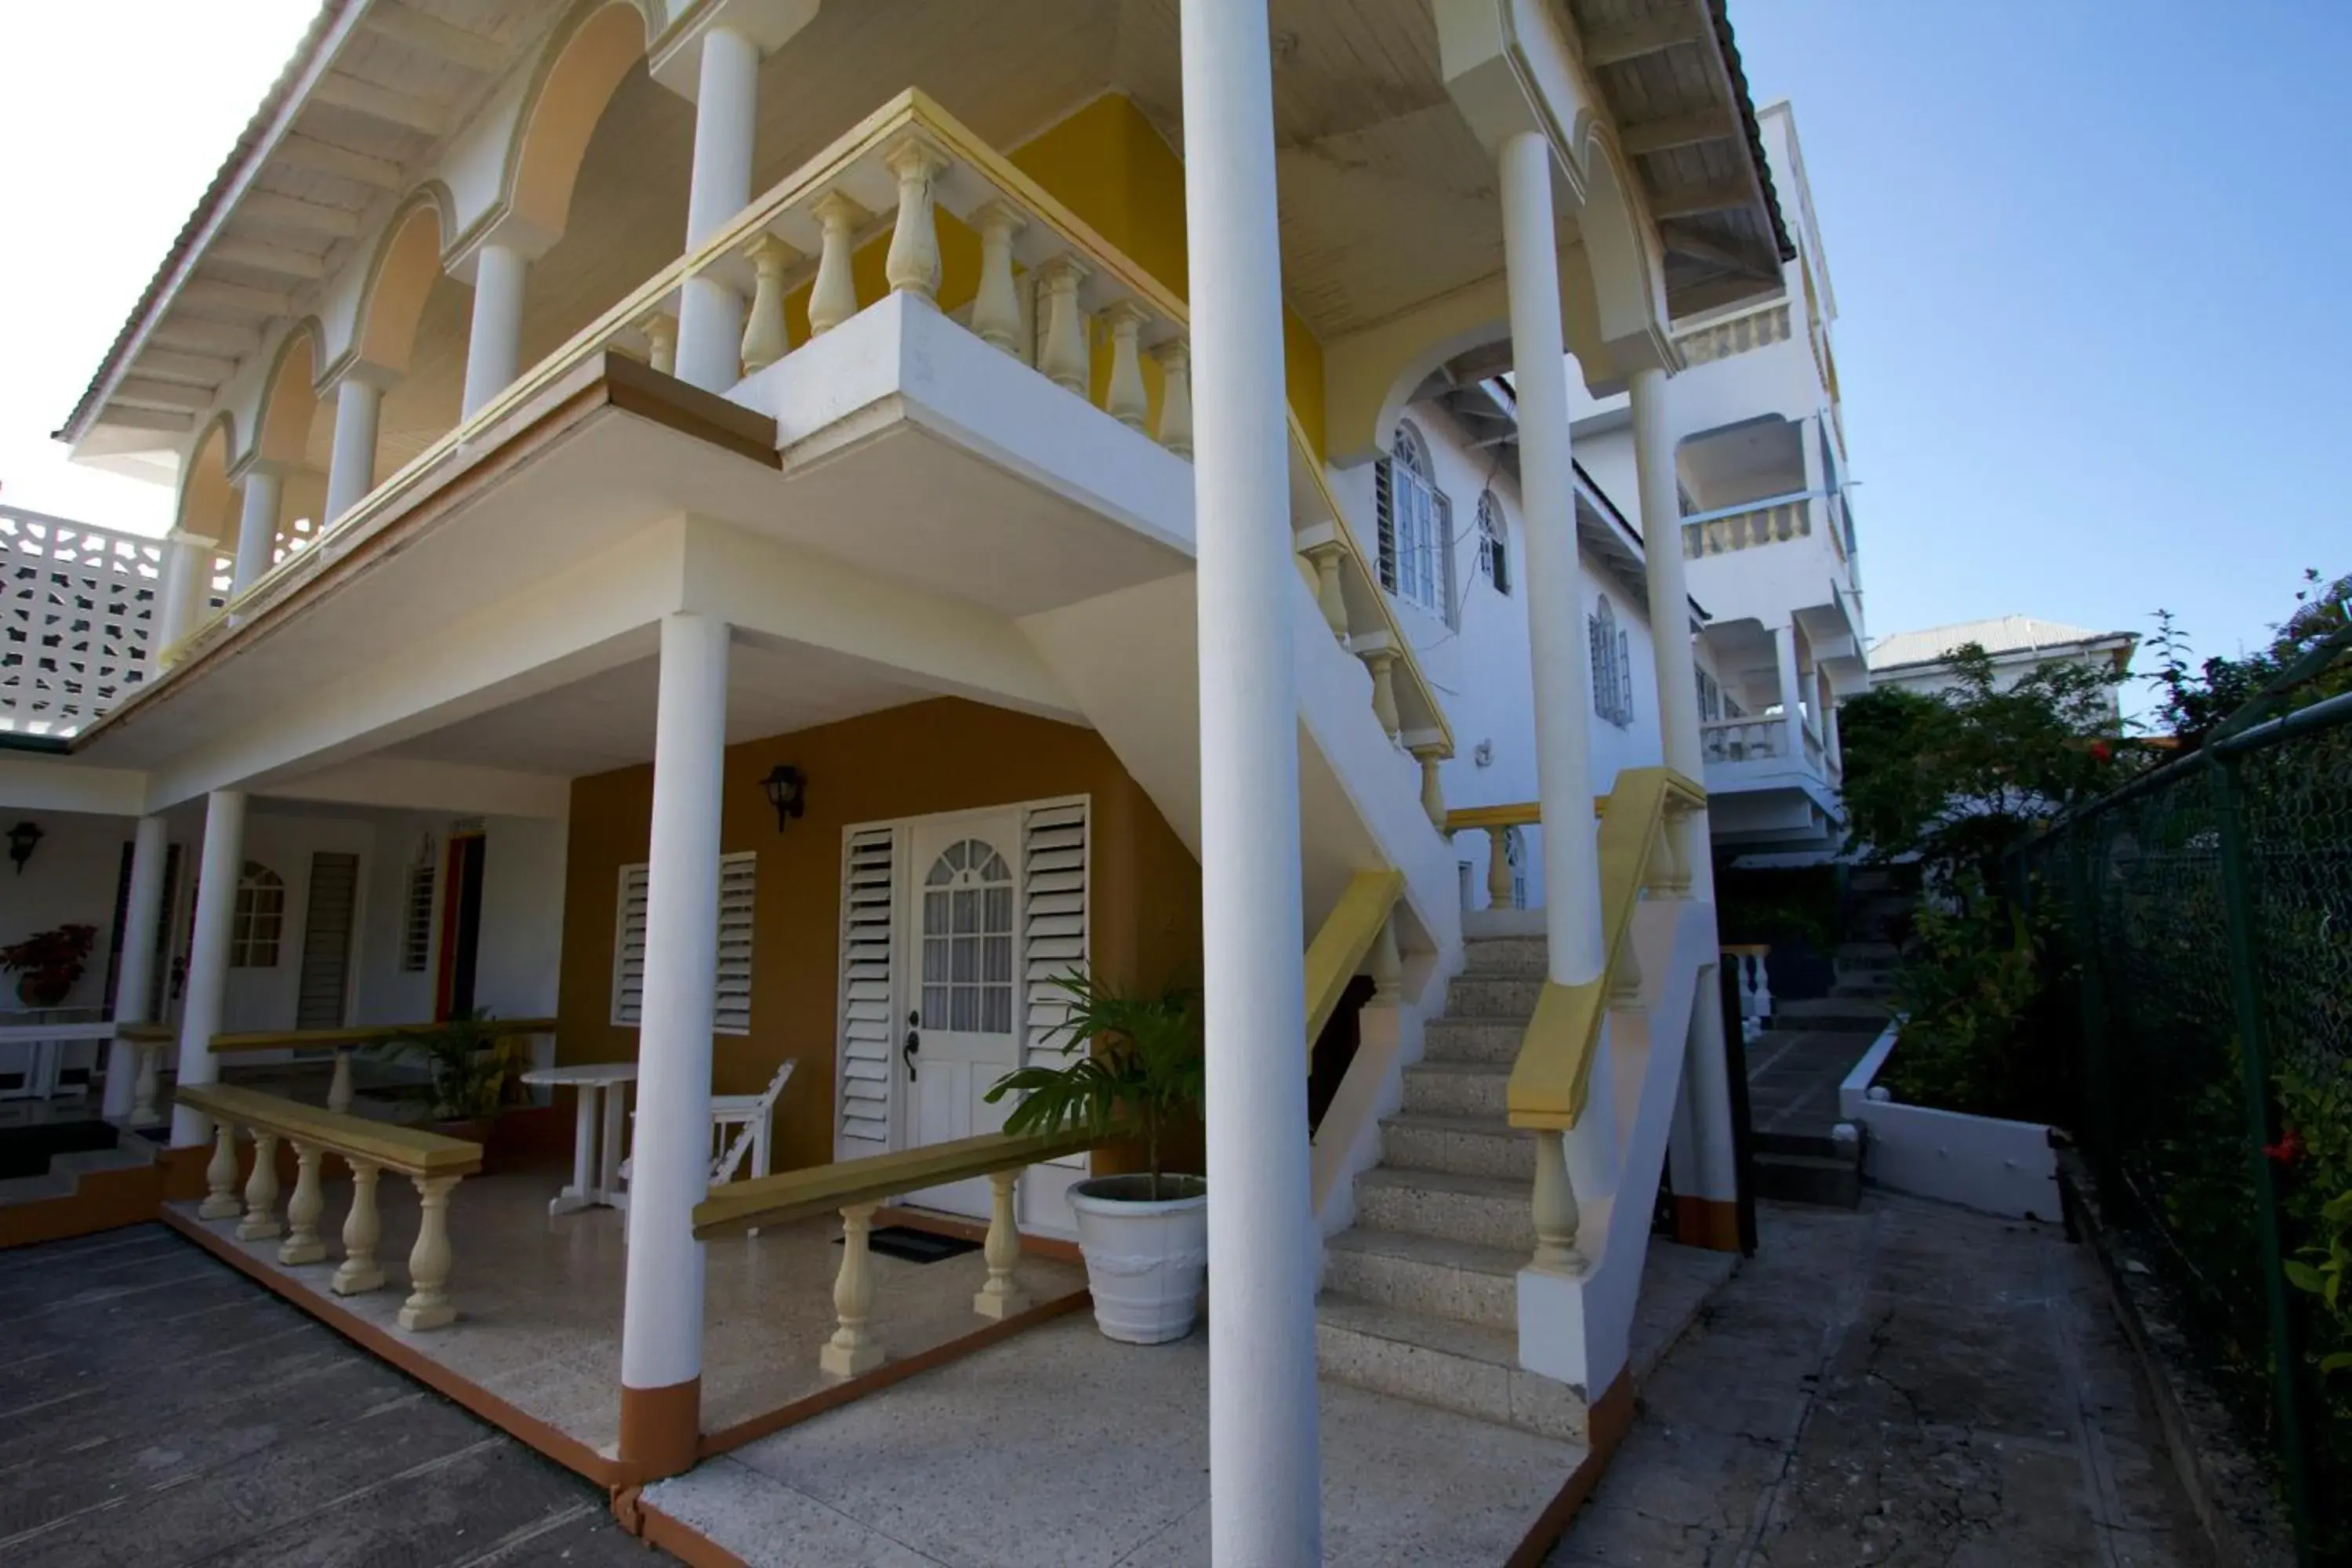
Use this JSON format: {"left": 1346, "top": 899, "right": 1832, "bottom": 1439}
{"left": 807, "top": 191, "right": 866, "bottom": 338}
{"left": 971, "top": 1171, "right": 1031, "bottom": 1320}
{"left": 881, "top": 135, "right": 946, "bottom": 303}
{"left": 397, "top": 1174, "right": 462, "bottom": 1330}
{"left": 328, "top": 1047, "right": 355, "bottom": 1115}
{"left": 1369, "top": 915, "right": 1404, "bottom": 1005}
{"left": 639, "top": 313, "right": 678, "bottom": 377}
{"left": 821, "top": 1202, "right": 885, "bottom": 1375}
{"left": 200, "top": 1122, "right": 241, "bottom": 1219}
{"left": 1411, "top": 746, "right": 1446, "bottom": 830}
{"left": 132, "top": 1041, "right": 163, "bottom": 1125}
{"left": 279, "top": 1140, "right": 327, "bottom": 1265}
{"left": 1102, "top": 302, "right": 1150, "bottom": 429}
{"left": 1530, "top": 1131, "right": 1585, "bottom": 1275}
{"left": 1359, "top": 648, "right": 1400, "bottom": 740}
{"left": 1303, "top": 543, "right": 1348, "bottom": 641}
{"left": 1152, "top": 339, "right": 1193, "bottom": 457}
{"left": 333, "top": 1160, "right": 386, "bottom": 1295}
{"left": 237, "top": 1131, "right": 283, "bottom": 1240}
{"left": 739, "top": 234, "right": 797, "bottom": 373}
{"left": 1485, "top": 826, "right": 1515, "bottom": 911}
{"left": 1033, "top": 256, "right": 1091, "bottom": 395}
{"left": 970, "top": 201, "right": 1025, "bottom": 354}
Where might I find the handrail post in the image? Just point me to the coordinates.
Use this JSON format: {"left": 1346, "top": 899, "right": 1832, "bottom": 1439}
{"left": 237, "top": 1131, "right": 283, "bottom": 1241}
{"left": 200, "top": 1122, "right": 241, "bottom": 1219}
{"left": 2212, "top": 756, "right": 2316, "bottom": 1563}
{"left": 972, "top": 1170, "right": 1031, "bottom": 1320}
{"left": 822, "top": 1202, "right": 886, "bottom": 1375}
{"left": 333, "top": 1160, "right": 387, "bottom": 1295}
{"left": 398, "top": 1174, "right": 463, "bottom": 1330}
{"left": 279, "top": 1140, "right": 327, "bottom": 1265}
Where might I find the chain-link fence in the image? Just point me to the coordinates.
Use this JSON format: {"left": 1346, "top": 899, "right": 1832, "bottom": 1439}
{"left": 2023, "top": 666, "right": 2352, "bottom": 1565}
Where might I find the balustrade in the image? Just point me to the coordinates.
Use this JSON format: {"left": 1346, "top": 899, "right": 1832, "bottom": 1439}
{"left": 1680, "top": 497, "right": 1812, "bottom": 560}
{"left": 1722, "top": 944, "right": 1773, "bottom": 1038}
{"left": 1671, "top": 301, "right": 1791, "bottom": 367}
{"left": 0, "top": 507, "right": 165, "bottom": 736}
{"left": 176, "top": 1083, "right": 482, "bottom": 1330}
{"left": 1699, "top": 716, "right": 1784, "bottom": 764}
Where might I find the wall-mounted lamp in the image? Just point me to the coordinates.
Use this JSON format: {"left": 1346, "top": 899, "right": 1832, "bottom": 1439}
{"left": 6, "top": 820, "right": 42, "bottom": 875}
{"left": 759, "top": 765, "right": 806, "bottom": 832}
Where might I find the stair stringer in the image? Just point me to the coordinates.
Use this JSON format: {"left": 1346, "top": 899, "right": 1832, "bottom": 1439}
{"left": 1018, "top": 569, "right": 1463, "bottom": 964}
{"left": 1517, "top": 895, "right": 1717, "bottom": 1399}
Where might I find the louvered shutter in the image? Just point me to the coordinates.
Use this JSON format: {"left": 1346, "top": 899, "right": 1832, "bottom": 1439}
{"left": 1617, "top": 630, "right": 1634, "bottom": 725}
{"left": 1588, "top": 614, "right": 1606, "bottom": 720}
{"left": 611, "top": 864, "right": 649, "bottom": 1025}
{"left": 714, "top": 852, "right": 756, "bottom": 1035}
{"left": 836, "top": 827, "right": 897, "bottom": 1157}
{"left": 1021, "top": 800, "right": 1091, "bottom": 1170}
{"left": 1436, "top": 488, "right": 1457, "bottom": 628}
{"left": 1374, "top": 459, "right": 1398, "bottom": 592}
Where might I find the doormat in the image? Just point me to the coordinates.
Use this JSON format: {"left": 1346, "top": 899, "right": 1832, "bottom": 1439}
{"left": 838, "top": 1225, "right": 984, "bottom": 1265}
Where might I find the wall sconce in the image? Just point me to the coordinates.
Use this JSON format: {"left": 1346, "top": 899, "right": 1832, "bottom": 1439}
{"left": 759, "top": 765, "right": 806, "bottom": 832}
{"left": 6, "top": 820, "right": 42, "bottom": 875}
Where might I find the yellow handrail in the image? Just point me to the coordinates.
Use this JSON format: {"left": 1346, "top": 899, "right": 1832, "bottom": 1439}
{"left": 1303, "top": 869, "right": 1404, "bottom": 1053}
{"left": 209, "top": 1017, "right": 557, "bottom": 1054}
{"left": 693, "top": 1125, "right": 1108, "bottom": 1239}
{"left": 174, "top": 1083, "right": 482, "bottom": 1178}
{"left": 1504, "top": 767, "right": 1705, "bottom": 1132}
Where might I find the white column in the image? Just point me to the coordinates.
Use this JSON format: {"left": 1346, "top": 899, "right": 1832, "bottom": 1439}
{"left": 1178, "top": 2, "right": 1319, "bottom": 1560}
{"left": 171, "top": 789, "right": 245, "bottom": 1145}
{"left": 230, "top": 466, "right": 284, "bottom": 597}
{"left": 1499, "top": 129, "right": 1604, "bottom": 989}
{"left": 674, "top": 25, "right": 760, "bottom": 391}
{"left": 102, "top": 815, "right": 172, "bottom": 1119}
{"left": 1824, "top": 696, "right": 1844, "bottom": 775}
{"left": 322, "top": 374, "right": 386, "bottom": 524}
{"left": 618, "top": 613, "right": 728, "bottom": 1454}
{"left": 154, "top": 530, "right": 219, "bottom": 652}
{"left": 461, "top": 242, "right": 528, "bottom": 419}
{"left": 1773, "top": 622, "right": 1805, "bottom": 764}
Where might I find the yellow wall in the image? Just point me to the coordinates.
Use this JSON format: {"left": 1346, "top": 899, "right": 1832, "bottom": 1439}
{"left": 556, "top": 698, "right": 1203, "bottom": 1175}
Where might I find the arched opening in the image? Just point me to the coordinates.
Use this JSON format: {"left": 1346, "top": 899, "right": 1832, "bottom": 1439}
{"left": 175, "top": 416, "right": 238, "bottom": 616}
{"left": 354, "top": 194, "right": 465, "bottom": 490}
{"left": 250, "top": 325, "right": 328, "bottom": 570}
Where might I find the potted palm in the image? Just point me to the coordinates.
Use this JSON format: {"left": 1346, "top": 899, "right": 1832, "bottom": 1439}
{"left": 1, "top": 924, "right": 96, "bottom": 1009}
{"left": 985, "top": 972, "right": 1207, "bottom": 1344}
{"left": 368, "top": 1011, "right": 523, "bottom": 1145}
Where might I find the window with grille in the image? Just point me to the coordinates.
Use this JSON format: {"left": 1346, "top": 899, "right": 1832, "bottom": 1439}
{"left": 1589, "top": 599, "right": 1635, "bottom": 729}
{"left": 230, "top": 862, "right": 285, "bottom": 968}
{"left": 399, "top": 845, "right": 435, "bottom": 973}
{"left": 1696, "top": 668, "right": 1722, "bottom": 723}
{"left": 1375, "top": 421, "right": 1450, "bottom": 619}
{"left": 611, "top": 851, "right": 757, "bottom": 1034}
{"left": 1476, "top": 490, "right": 1510, "bottom": 595}
{"left": 921, "top": 838, "right": 1015, "bottom": 1035}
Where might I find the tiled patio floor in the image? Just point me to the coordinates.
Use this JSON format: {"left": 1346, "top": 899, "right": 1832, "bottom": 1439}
{"left": 166, "top": 1158, "right": 1084, "bottom": 1457}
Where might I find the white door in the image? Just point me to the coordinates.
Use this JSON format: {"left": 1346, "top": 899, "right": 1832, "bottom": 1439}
{"left": 902, "top": 815, "right": 1022, "bottom": 1218}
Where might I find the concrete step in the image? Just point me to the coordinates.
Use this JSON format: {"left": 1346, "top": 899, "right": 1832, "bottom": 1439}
{"left": 1753, "top": 1128, "right": 1853, "bottom": 1161}
{"left": 1323, "top": 1227, "right": 1521, "bottom": 1328}
{"left": 1772, "top": 996, "right": 1893, "bottom": 1033}
{"left": 0, "top": 1171, "right": 78, "bottom": 1205}
{"left": 1754, "top": 1149, "right": 1864, "bottom": 1209}
{"left": 1316, "top": 1293, "right": 1590, "bottom": 1443}
{"left": 1401, "top": 1059, "right": 1510, "bottom": 1120}
{"left": 1421, "top": 1016, "right": 1524, "bottom": 1065}
{"left": 1457, "top": 937, "right": 1548, "bottom": 979}
{"left": 1444, "top": 974, "right": 1544, "bottom": 1020}
{"left": 1353, "top": 1166, "right": 1532, "bottom": 1251}
{"left": 1835, "top": 941, "right": 1900, "bottom": 969}
{"left": 49, "top": 1142, "right": 157, "bottom": 1178}
{"left": 1381, "top": 1112, "right": 1535, "bottom": 1181}
{"left": 1830, "top": 981, "right": 1894, "bottom": 1000}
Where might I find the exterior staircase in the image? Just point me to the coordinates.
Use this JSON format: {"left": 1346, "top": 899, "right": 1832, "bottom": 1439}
{"left": 0, "top": 1118, "right": 166, "bottom": 1243}
{"left": 1314, "top": 934, "right": 1592, "bottom": 1443}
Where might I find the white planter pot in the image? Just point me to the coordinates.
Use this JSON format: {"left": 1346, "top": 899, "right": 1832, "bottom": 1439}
{"left": 1068, "top": 1174, "right": 1208, "bottom": 1344}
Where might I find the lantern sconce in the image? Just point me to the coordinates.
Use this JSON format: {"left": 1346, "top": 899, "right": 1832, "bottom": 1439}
{"left": 759, "top": 765, "right": 806, "bottom": 833}
{"left": 6, "top": 820, "right": 42, "bottom": 875}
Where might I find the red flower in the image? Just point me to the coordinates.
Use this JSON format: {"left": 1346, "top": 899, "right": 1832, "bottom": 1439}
{"left": 2089, "top": 741, "right": 2113, "bottom": 764}
{"left": 2265, "top": 1127, "right": 2305, "bottom": 1166}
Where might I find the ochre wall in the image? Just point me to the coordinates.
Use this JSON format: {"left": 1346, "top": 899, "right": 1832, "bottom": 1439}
{"left": 556, "top": 698, "right": 1202, "bottom": 1176}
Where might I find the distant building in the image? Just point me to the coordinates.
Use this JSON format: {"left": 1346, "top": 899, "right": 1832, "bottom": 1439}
{"left": 1867, "top": 616, "right": 2138, "bottom": 724}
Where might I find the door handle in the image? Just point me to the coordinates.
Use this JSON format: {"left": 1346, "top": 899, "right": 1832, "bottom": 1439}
{"left": 903, "top": 1010, "right": 920, "bottom": 1082}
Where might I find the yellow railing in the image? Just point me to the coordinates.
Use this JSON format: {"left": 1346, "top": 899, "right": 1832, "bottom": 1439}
{"left": 147, "top": 89, "right": 1452, "bottom": 771}
{"left": 207, "top": 1016, "right": 557, "bottom": 1116}
{"left": 1303, "top": 869, "right": 1405, "bottom": 1051}
{"left": 176, "top": 1083, "right": 481, "bottom": 1330}
{"left": 1444, "top": 801, "right": 1542, "bottom": 912}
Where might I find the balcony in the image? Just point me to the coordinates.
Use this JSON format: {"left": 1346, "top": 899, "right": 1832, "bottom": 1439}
{"left": 1698, "top": 714, "right": 1842, "bottom": 852}
{"left": 1679, "top": 490, "right": 1847, "bottom": 565}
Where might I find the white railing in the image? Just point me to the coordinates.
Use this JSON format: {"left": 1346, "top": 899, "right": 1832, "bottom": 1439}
{"left": 1, "top": 508, "right": 165, "bottom": 736}
{"left": 1802, "top": 721, "right": 1826, "bottom": 771}
{"left": 1698, "top": 717, "right": 1784, "bottom": 763}
{"left": 1722, "top": 946, "right": 1773, "bottom": 1039}
{"left": 0, "top": 1019, "right": 113, "bottom": 1101}
{"left": 1680, "top": 495, "right": 1812, "bottom": 560}
{"left": 1673, "top": 301, "right": 1791, "bottom": 367}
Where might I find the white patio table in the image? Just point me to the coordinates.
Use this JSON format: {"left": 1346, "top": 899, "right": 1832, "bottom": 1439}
{"left": 520, "top": 1061, "right": 638, "bottom": 1217}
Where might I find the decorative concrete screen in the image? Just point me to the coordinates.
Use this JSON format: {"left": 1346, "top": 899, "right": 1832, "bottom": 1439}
{"left": 0, "top": 506, "right": 162, "bottom": 737}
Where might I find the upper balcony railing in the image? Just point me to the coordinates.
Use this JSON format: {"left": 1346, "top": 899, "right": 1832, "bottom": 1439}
{"left": 1700, "top": 714, "right": 1838, "bottom": 786}
{"left": 2, "top": 507, "right": 165, "bottom": 738}
{"left": 147, "top": 89, "right": 1451, "bottom": 773}
{"left": 1679, "top": 490, "right": 1847, "bottom": 566}
{"left": 1671, "top": 300, "right": 1791, "bottom": 367}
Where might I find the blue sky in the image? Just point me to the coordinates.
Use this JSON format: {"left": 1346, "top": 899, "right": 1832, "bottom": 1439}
{"left": 1730, "top": 2, "right": 2352, "bottom": 706}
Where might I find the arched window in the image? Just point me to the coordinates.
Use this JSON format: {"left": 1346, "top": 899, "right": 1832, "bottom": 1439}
{"left": 1374, "top": 420, "right": 1452, "bottom": 619}
{"left": 922, "top": 838, "right": 1015, "bottom": 1034}
{"left": 1476, "top": 490, "right": 1510, "bottom": 595}
{"left": 1588, "top": 598, "right": 1635, "bottom": 728}
{"left": 231, "top": 862, "right": 285, "bottom": 968}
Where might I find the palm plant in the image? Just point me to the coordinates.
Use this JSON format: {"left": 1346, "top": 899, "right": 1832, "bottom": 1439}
{"left": 369, "top": 1011, "right": 520, "bottom": 1120}
{"left": 984, "top": 971, "right": 1203, "bottom": 1200}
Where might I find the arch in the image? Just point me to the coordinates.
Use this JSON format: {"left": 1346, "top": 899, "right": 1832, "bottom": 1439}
{"left": 175, "top": 413, "right": 238, "bottom": 541}
{"left": 251, "top": 319, "right": 326, "bottom": 468}
{"left": 504, "top": 0, "right": 656, "bottom": 245}
{"left": 348, "top": 186, "right": 454, "bottom": 376}
{"left": 1322, "top": 274, "right": 1512, "bottom": 468}
{"left": 919, "top": 837, "right": 1015, "bottom": 1035}
{"left": 1573, "top": 125, "right": 1672, "bottom": 376}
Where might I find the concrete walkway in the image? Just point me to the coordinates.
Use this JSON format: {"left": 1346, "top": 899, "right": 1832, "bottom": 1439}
{"left": 0, "top": 1224, "right": 659, "bottom": 1567}
{"left": 1550, "top": 1196, "right": 2212, "bottom": 1566}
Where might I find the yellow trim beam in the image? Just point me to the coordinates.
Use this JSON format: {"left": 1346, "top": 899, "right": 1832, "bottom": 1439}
{"left": 1303, "top": 869, "right": 1404, "bottom": 1052}
{"left": 173, "top": 1083, "right": 483, "bottom": 1178}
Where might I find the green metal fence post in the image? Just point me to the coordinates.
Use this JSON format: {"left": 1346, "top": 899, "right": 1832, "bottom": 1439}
{"left": 2212, "top": 753, "right": 2317, "bottom": 1565}
{"left": 2064, "top": 828, "right": 2118, "bottom": 1194}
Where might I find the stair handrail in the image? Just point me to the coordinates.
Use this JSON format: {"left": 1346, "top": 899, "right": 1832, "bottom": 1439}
{"left": 1497, "top": 767, "right": 1707, "bottom": 1132}
{"left": 1304, "top": 869, "right": 1406, "bottom": 1053}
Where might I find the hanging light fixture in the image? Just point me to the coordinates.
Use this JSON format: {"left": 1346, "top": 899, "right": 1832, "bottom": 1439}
{"left": 759, "top": 764, "right": 806, "bottom": 832}
{"left": 6, "top": 820, "right": 42, "bottom": 875}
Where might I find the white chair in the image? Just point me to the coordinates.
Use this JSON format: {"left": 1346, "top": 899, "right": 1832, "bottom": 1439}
{"left": 617, "top": 1059, "right": 795, "bottom": 1226}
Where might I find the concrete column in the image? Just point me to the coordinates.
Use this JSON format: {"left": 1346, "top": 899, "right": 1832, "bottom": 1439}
{"left": 1773, "top": 622, "right": 1806, "bottom": 764}
{"left": 1824, "top": 696, "right": 1844, "bottom": 775}
{"left": 1630, "top": 370, "right": 1700, "bottom": 784}
{"left": 230, "top": 466, "right": 284, "bottom": 597}
{"left": 674, "top": 25, "right": 758, "bottom": 391}
{"left": 103, "top": 815, "right": 172, "bottom": 1120}
{"left": 322, "top": 374, "right": 386, "bottom": 523}
{"left": 1498, "top": 128, "right": 1604, "bottom": 989}
{"left": 461, "top": 242, "right": 528, "bottom": 419}
{"left": 617, "top": 612, "right": 729, "bottom": 1479}
{"left": 154, "top": 531, "right": 219, "bottom": 652}
{"left": 1178, "top": 0, "right": 1320, "bottom": 1559}
{"left": 171, "top": 789, "right": 245, "bottom": 1146}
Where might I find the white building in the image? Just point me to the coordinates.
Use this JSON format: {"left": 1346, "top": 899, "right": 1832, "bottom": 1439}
{"left": 0, "top": 2, "right": 1831, "bottom": 1552}
{"left": 1870, "top": 615, "right": 2139, "bottom": 725}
